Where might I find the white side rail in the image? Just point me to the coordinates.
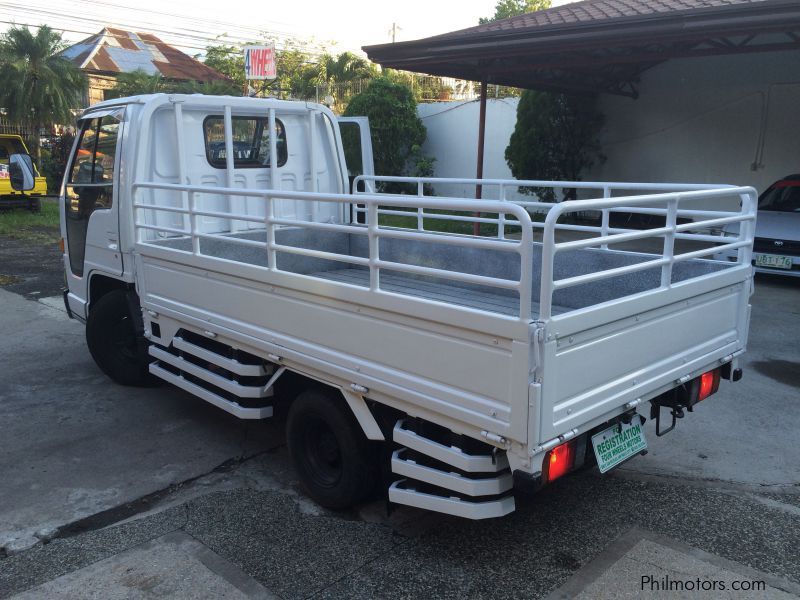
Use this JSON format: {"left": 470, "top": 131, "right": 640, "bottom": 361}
{"left": 538, "top": 186, "right": 757, "bottom": 319}
{"left": 352, "top": 175, "right": 736, "bottom": 240}
{"left": 132, "top": 184, "right": 536, "bottom": 320}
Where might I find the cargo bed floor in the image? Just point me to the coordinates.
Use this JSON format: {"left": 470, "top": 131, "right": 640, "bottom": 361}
{"left": 310, "top": 268, "right": 563, "bottom": 318}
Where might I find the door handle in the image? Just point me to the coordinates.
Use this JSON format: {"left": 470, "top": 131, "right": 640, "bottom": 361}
{"left": 107, "top": 242, "right": 118, "bottom": 251}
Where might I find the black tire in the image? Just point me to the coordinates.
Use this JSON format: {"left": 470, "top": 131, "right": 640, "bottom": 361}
{"left": 28, "top": 197, "right": 41, "bottom": 212}
{"left": 286, "top": 389, "right": 377, "bottom": 509}
{"left": 86, "top": 289, "right": 154, "bottom": 386}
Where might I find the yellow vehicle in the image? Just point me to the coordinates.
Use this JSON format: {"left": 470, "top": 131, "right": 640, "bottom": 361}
{"left": 0, "top": 134, "right": 48, "bottom": 210}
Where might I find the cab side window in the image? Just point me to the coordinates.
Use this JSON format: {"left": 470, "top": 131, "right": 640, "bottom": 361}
{"left": 65, "top": 110, "right": 122, "bottom": 276}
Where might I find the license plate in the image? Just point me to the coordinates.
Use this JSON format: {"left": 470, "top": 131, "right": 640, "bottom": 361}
{"left": 591, "top": 420, "right": 647, "bottom": 474}
{"left": 755, "top": 254, "right": 793, "bottom": 269}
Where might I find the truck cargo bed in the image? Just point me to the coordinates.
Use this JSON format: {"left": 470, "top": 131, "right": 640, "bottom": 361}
{"left": 312, "top": 267, "right": 566, "bottom": 316}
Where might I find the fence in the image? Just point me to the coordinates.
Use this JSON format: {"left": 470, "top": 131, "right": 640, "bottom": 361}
{"left": 308, "top": 77, "right": 521, "bottom": 108}
{"left": 0, "top": 115, "right": 37, "bottom": 137}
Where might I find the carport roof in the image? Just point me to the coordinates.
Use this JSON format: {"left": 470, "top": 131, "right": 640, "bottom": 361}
{"left": 363, "top": 0, "right": 800, "bottom": 98}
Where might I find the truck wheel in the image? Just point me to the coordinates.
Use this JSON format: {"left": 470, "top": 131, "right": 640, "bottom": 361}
{"left": 286, "top": 389, "right": 377, "bottom": 509}
{"left": 86, "top": 290, "right": 154, "bottom": 386}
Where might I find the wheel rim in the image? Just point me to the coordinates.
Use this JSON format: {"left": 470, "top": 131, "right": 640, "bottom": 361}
{"left": 301, "top": 416, "right": 342, "bottom": 488}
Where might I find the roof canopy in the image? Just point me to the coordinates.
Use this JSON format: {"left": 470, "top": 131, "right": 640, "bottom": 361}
{"left": 61, "top": 28, "right": 229, "bottom": 82}
{"left": 363, "top": 0, "right": 800, "bottom": 98}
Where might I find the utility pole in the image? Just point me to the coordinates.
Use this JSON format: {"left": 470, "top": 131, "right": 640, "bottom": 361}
{"left": 389, "top": 22, "right": 402, "bottom": 43}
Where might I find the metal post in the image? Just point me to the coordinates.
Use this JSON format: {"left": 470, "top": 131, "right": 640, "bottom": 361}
{"left": 173, "top": 101, "right": 189, "bottom": 236}
{"left": 223, "top": 106, "right": 235, "bottom": 233}
{"left": 661, "top": 198, "right": 678, "bottom": 288}
{"left": 600, "top": 186, "right": 610, "bottom": 250}
{"left": 368, "top": 202, "right": 379, "bottom": 291}
{"left": 474, "top": 81, "right": 487, "bottom": 236}
{"left": 267, "top": 108, "right": 278, "bottom": 270}
{"left": 417, "top": 180, "right": 424, "bottom": 231}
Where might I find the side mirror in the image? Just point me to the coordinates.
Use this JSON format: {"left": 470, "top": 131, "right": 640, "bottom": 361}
{"left": 9, "top": 153, "right": 35, "bottom": 192}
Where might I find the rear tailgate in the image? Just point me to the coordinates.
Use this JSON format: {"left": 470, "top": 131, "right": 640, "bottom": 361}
{"left": 537, "top": 272, "right": 750, "bottom": 441}
{"left": 533, "top": 185, "right": 756, "bottom": 444}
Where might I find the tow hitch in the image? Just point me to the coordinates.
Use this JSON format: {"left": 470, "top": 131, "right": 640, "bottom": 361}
{"left": 650, "top": 368, "right": 722, "bottom": 436}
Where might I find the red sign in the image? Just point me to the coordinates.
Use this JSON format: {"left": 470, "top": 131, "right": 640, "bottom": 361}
{"left": 244, "top": 45, "right": 277, "bottom": 81}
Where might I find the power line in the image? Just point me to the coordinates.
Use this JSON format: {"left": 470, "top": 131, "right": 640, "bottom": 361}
{"left": 4, "top": 4, "right": 288, "bottom": 51}
{"left": 3, "top": 0, "right": 364, "bottom": 56}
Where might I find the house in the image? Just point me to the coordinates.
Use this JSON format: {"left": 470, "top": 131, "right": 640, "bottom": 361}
{"left": 61, "top": 27, "right": 230, "bottom": 106}
{"left": 364, "top": 0, "right": 800, "bottom": 205}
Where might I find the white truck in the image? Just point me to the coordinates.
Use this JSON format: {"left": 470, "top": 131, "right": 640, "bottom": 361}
{"left": 43, "top": 94, "right": 755, "bottom": 518}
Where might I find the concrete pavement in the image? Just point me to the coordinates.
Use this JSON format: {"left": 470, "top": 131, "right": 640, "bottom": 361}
{"left": 0, "top": 288, "right": 281, "bottom": 553}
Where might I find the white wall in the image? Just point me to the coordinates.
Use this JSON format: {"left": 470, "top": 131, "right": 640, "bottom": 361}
{"left": 417, "top": 98, "right": 522, "bottom": 200}
{"left": 591, "top": 50, "right": 800, "bottom": 209}
{"left": 418, "top": 50, "right": 800, "bottom": 208}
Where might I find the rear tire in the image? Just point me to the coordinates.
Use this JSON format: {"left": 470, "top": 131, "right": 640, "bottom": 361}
{"left": 286, "top": 389, "right": 377, "bottom": 509}
{"left": 86, "top": 289, "right": 154, "bottom": 386}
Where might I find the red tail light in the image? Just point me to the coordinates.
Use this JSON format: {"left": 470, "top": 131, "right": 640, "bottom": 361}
{"left": 698, "top": 369, "right": 721, "bottom": 402}
{"left": 544, "top": 441, "right": 574, "bottom": 483}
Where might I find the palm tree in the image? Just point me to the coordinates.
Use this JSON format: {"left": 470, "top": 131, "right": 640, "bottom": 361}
{"left": 322, "top": 52, "right": 375, "bottom": 83}
{"left": 319, "top": 52, "right": 376, "bottom": 108}
{"left": 0, "top": 25, "right": 85, "bottom": 166}
{"left": 107, "top": 69, "right": 166, "bottom": 98}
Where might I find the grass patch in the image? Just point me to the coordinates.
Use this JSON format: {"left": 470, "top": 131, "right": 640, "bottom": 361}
{"left": 0, "top": 202, "right": 60, "bottom": 243}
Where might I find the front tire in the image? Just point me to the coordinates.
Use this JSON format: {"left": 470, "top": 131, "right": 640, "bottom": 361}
{"left": 86, "top": 289, "right": 154, "bottom": 386}
{"left": 286, "top": 389, "right": 377, "bottom": 509}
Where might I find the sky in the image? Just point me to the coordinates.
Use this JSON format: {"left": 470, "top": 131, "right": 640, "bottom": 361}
{"left": 1, "top": 0, "right": 575, "bottom": 57}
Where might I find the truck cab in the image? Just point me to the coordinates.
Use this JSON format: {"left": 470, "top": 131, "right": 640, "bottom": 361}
{"left": 61, "top": 95, "right": 368, "bottom": 320}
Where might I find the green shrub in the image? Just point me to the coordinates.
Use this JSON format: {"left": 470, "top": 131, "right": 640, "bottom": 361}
{"left": 343, "top": 77, "right": 433, "bottom": 193}
{"left": 505, "top": 90, "right": 604, "bottom": 202}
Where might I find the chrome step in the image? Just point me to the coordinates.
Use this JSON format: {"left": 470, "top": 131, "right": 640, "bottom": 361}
{"left": 149, "top": 346, "right": 273, "bottom": 399}
{"left": 172, "top": 336, "right": 267, "bottom": 376}
{"left": 391, "top": 449, "right": 513, "bottom": 497}
{"left": 149, "top": 363, "right": 272, "bottom": 419}
{"left": 389, "top": 420, "right": 515, "bottom": 519}
{"left": 389, "top": 480, "right": 515, "bottom": 520}
{"left": 393, "top": 420, "right": 509, "bottom": 472}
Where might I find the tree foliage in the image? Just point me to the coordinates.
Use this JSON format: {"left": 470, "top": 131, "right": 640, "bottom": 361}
{"left": 203, "top": 44, "right": 246, "bottom": 88}
{"left": 106, "top": 69, "right": 240, "bottom": 99}
{"left": 505, "top": 90, "right": 605, "bottom": 201}
{"left": 343, "top": 77, "right": 430, "bottom": 190}
{"left": 0, "top": 25, "right": 85, "bottom": 165}
{"left": 479, "top": 0, "right": 551, "bottom": 24}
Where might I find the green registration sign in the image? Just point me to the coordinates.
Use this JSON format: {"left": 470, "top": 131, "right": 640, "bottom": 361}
{"left": 591, "top": 421, "right": 647, "bottom": 473}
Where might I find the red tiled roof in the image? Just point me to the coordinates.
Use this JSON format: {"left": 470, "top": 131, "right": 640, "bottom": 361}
{"left": 61, "top": 27, "right": 229, "bottom": 82}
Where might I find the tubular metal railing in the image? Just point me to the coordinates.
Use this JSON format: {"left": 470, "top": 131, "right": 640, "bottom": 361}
{"left": 353, "top": 175, "right": 757, "bottom": 320}
{"left": 132, "top": 183, "right": 536, "bottom": 320}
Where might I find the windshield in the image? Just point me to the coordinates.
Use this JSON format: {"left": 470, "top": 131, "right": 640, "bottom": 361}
{"left": 758, "top": 180, "right": 800, "bottom": 212}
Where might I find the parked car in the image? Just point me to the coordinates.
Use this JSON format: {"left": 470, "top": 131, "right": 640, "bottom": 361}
{"left": 716, "top": 175, "right": 800, "bottom": 277}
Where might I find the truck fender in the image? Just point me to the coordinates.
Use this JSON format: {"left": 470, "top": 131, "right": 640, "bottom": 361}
{"left": 340, "top": 389, "right": 385, "bottom": 441}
